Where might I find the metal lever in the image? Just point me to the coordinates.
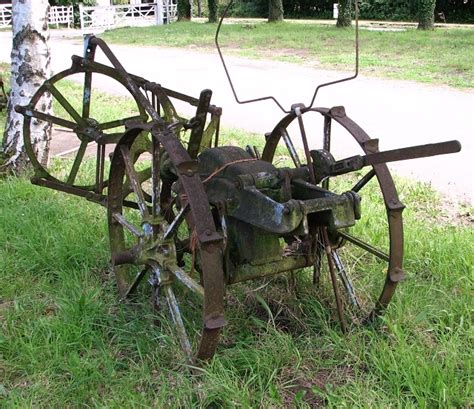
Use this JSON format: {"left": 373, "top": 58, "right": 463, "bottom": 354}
{"left": 330, "top": 140, "right": 462, "bottom": 177}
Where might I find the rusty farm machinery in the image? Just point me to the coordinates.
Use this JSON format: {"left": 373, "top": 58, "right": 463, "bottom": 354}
{"left": 16, "top": 12, "right": 461, "bottom": 364}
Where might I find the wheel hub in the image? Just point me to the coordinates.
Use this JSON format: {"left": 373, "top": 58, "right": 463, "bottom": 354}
{"left": 80, "top": 117, "right": 104, "bottom": 142}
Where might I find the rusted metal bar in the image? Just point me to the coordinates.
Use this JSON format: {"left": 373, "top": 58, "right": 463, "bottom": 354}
{"left": 338, "top": 231, "right": 389, "bottom": 262}
{"left": 280, "top": 127, "right": 302, "bottom": 168}
{"left": 112, "top": 212, "right": 143, "bottom": 237}
{"left": 163, "top": 284, "right": 193, "bottom": 364}
{"left": 120, "top": 145, "right": 149, "bottom": 218}
{"left": 16, "top": 106, "right": 77, "bottom": 129}
{"left": 293, "top": 104, "right": 316, "bottom": 184}
{"left": 322, "top": 115, "right": 331, "bottom": 190}
{"left": 66, "top": 140, "right": 88, "bottom": 185}
{"left": 168, "top": 264, "right": 205, "bottom": 298}
{"left": 330, "top": 140, "right": 462, "bottom": 177}
{"left": 322, "top": 227, "right": 347, "bottom": 334}
{"left": 351, "top": 169, "right": 376, "bottom": 192}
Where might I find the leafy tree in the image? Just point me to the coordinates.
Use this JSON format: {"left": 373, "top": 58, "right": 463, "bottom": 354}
{"left": 417, "top": 0, "right": 436, "bottom": 29}
{"left": 435, "top": 0, "right": 474, "bottom": 24}
{"left": 268, "top": 0, "right": 284, "bottom": 22}
{"left": 358, "top": 0, "right": 416, "bottom": 21}
{"left": 177, "top": 0, "right": 192, "bottom": 20}
{"left": 337, "top": 0, "right": 352, "bottom": 27}
{"left": 49, "top": 0, "right": 95, "bottom": 6}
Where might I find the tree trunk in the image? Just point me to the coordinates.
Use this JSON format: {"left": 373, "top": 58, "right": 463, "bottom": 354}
{"left": 336, "top": 0, "right": 352, "bottom": 27}
{"left": 417, "top": 0, "right": 436, "bottom": 30}
{"left": 2, "top": 0, "right": 52, "bottom": 173}
{"left": 268, "top": 0, "right": 284, "bottom": 22}
{"left": 197, "top": 0, "right": 202, "bottom": 18}
{"left": 177, "top": 0, "right": 192, "bottom": 21}
{"left": 208, "top": 0, "right": 217, "bottom": 23}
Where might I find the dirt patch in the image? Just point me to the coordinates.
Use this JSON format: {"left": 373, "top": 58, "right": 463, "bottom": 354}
{"left": 438, "top": 197, "right": 473, "bottom": 227}
{"left": 243, "top": 281, "right": 311, "bottom": 335}
{"left": 279, "top": 365, "right": 356, "bottom": 407}
{"left": 0, "top": 300, "right": 13, "bottom": 320}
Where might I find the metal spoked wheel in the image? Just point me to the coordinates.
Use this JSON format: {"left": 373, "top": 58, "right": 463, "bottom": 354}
{"left": 262, "top": 106, "right": 405, "bottom": 325}
{"left": 20, "top": 62, "right": 147, "bottom": 195}
{"left": 107, "top": 125, "right": 225, "bottom": 364}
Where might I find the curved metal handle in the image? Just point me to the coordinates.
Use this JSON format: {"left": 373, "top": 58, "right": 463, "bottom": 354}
{"left": 215, "top": 0, "right": 360, "bottom": 113}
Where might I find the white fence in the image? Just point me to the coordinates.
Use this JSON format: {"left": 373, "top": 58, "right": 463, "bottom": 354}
{"left": 0, "top": 4, "right": 73, "bottom": 28}
{"left": 0, "top": 3, "right": 177, "bottom": 31}
{"left": 79, "top": 2, "right": 177, "bottom": 32}
{"left": 49, "top": 6, "right": 73, "bottom": 28}
{"left": 0, "top": 4, "right": 12, "bottom": 28}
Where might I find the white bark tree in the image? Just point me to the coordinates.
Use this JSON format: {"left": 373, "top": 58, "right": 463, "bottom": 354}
{"left": 2, "top": 0, "right": 52, "bottom": 172}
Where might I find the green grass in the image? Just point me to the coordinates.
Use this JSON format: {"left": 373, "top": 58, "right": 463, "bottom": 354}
{"left": 1, "top": 63, "right": 473, "bottom": 407}
{"left": 1, "top": 162, "right": 472, "bottom": 406}
{"left": 101, "top": 21, "right": 474, "bottom": 88}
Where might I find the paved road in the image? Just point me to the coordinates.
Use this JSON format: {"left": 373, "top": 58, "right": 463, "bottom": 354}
{"left": 1, "top": 30, "right": 472, "bottom": 203}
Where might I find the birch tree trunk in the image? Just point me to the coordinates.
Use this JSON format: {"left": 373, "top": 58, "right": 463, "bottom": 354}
{"left": 2, "top": 0, "right": 52, "bottom": 172}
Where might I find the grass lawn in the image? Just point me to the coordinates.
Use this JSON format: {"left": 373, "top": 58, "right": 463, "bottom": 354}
{"left": 0, "top": 65, "right": 473, "bottom": 406}
{"left": 101, "top": 21, "right": 474, "bottom": 89}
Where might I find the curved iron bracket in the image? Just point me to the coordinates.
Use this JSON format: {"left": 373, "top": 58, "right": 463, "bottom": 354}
{"left": 215, "top": 0, "right": 360, "bottom": 113}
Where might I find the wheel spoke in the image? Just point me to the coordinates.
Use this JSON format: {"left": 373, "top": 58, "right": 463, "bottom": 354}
{"left": 296, "top": 110, "right": 317, "bottom": 184}
{"left": 112, "top": 212, "right": 143, "bottom": 237}
{"left": 97, "top": 115, "right": 144, "bottom": 131}
{"left": 46, "top": 83, "right": 85, "bottom": 125}
{"left": 83, "top": 70, "right": 93, "bottom": 119}
{"left": 151, "top": 136, "right": 161, "bottom": 218}
{"left": 121, "top": 268, "right": 148, "bottom": 300}
{"left": 98, "top": 132, "right": 126, "bottom": 144}
{"left": 122, "top": 167, "right": 152, "bottom": 202}
{"left": 95, "top": 143, "right": 106, "bottom": 192}
{"left": 322, "top": 228, "right": 347, "bottom": 333}
{"left": 331, "top": 250, "right": 361, "bottom": 309}
{"left": 351, "top": 169, "right": 376, "bottom": 192}
{"left": 112, "top": 245, "right": 140, "bottom": 266}
{"left": 120, "top": 145, "right": 149, "bottom": 218}
{"left": 66, "top": 139, "right": 89, "bottom": 185}
{"left": 338, "top": 231, "right": 389, "bottom": 262}
{"left": 155, "top": 86, "right": 180, "bottom": 123}
{"left": 22, "top": 108, "right": 77, "bottom": 129}
{"left": 312, "top": 229, "right": 324, "bottom": 286}
{"left": 280, "top": 127, "right": 302, "bottom": 167}
{"left": 168, "top": 263, "right": 204, "bottom": 298}
{"left": 163, "top": 204, "right": 188, "bottom": 240}
{"left": 322, "top": 115, "right": 332, "bottom": 190}
{"left": 163, "top": 284, "right": 193, "bottom": 363}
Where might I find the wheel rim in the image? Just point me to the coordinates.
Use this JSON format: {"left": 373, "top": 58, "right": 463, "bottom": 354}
{"left": 262, "top": 106, "right": 405, "bottom": 323}
{"left": 107, "top": 125, "right": 225, "bottom": 363}
{"left": 22, "top": 64, "right": 147, "bottom": 193}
